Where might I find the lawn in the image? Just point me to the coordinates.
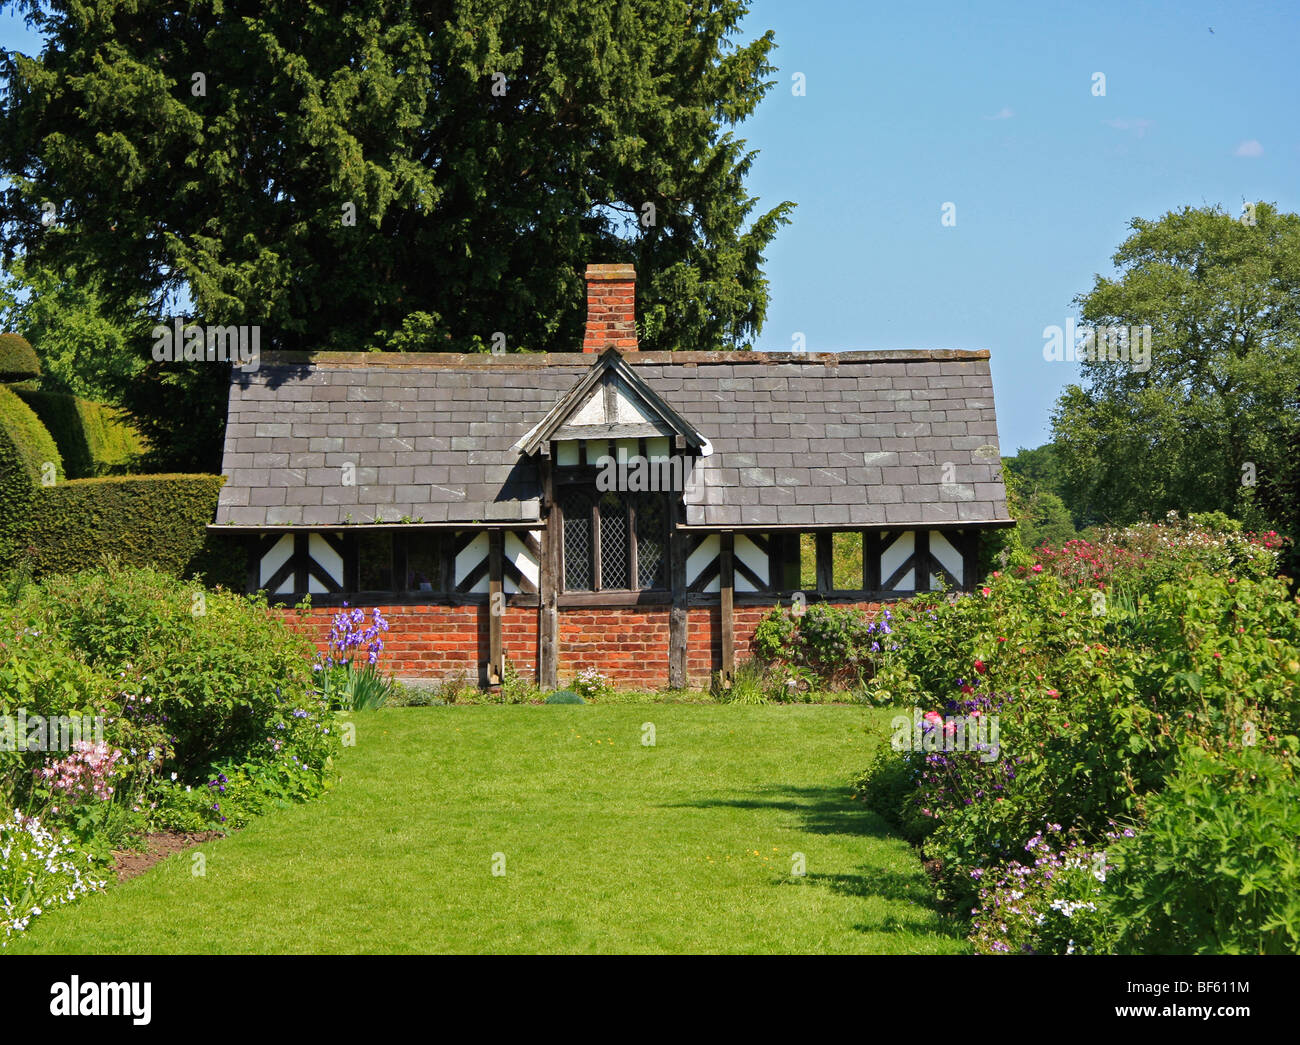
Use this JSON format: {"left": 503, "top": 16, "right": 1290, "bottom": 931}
{"left": 10, "top": 705, "right": 967, "bottom": 954}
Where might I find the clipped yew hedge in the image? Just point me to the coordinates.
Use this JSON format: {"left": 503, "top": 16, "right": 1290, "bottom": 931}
{"left": 0, "top": 384, "right": 64, "bottom": 568}
{"left": 17, "top": 474, "right": 245, "bottom": 588}
{"left": 0, "top": 332, "right": 40, "bottom": 380}
{"left": 12, "top": 387, "right": 144, "bottom": 478}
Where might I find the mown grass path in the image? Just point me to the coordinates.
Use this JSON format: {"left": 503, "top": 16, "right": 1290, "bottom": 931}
{"left": 12, "top": 705, "right": 966, "bottom": 954}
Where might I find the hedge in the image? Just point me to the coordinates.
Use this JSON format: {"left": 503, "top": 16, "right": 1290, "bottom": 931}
{"left": 0, "top": 333, "right": 40, "bottom": 380}
{"left": 12, "top": 388, "right": 144, "bottom": 478}
{"left": 0, "top": 384, "right": 65, "bottom": 569}
{"left": 18, "top": 473, "right": 245, "bottom": 588}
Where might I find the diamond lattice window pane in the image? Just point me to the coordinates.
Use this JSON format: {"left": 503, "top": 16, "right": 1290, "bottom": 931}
{"left": 561, "top": 491, "right": 593, "bottom": 590}
{"left": 599, "top": 491, "right": 629, "bottom": 589}
{"left": 635, "top": 495, "right": 666, "bottom": 589}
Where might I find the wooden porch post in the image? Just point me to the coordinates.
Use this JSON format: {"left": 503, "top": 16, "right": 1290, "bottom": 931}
{"left": 487, "top": 529, "right": 504, "bottom": 687}
{"left": 815, "top": 531, "right": 833, "bottom": 594}
{"left": 960, "top": 528, "right": 981, "bottom": 592}
{"left": 914, "top": 529, "right": 931, "bottom": 593}
{"left": 719, "top": 530, "right": 735, "bottom": 686}
{"left": 668, "top": 498, "right": 688, "bottom": 689}
{"left": 538, "top": 456, "right": 560, "bottom": 690}
{"left": 864, "top": 530, "right": 882, "bottom": 593}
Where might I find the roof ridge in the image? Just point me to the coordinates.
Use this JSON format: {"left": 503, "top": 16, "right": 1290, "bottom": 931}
{"left": 254, "top": 348, "right": 990, "bottom": 368}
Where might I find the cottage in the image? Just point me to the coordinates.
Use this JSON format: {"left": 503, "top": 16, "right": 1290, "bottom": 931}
{"left": 212, "top": 264, "right": 1013, "bottom": 689}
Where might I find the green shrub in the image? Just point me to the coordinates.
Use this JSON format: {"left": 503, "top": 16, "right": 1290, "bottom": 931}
{"left": 752, "top": 602, "right": 894, "bottom": 688}
{"left": 11, "top": 388, "right": 143, "bottom": 478}
{"left": 852, "top": 739, "right": 932, "bottom": 845}
{"left": 858, "top": 516, "right": 1300, "bottom": 937}
{"left": 0, "top": 384, "right": 64, "bottom": 569}
{"left": 20, "top": 473, "right": 229, "bottom": 580}
{"left": 0, "top": 333, "right": 40, "bottom": 381}
{"left": 0, "top": 564, "right": 341, "bottom": 941}
{"left": 545, "top": 689, "right": 585, "bottom": 704}
{"left": 12, "top": 564, "right": 338, "bottom": 815}
{"left": 1108, "top": 741, "right": 1300, "bottom": 954}
{"left": 752, "top": 605, "right": 796, "bottom": 662}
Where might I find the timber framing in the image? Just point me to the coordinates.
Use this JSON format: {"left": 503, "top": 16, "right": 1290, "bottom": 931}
{"left": 215, "top": 264, "right": 1014, "bottom": 685}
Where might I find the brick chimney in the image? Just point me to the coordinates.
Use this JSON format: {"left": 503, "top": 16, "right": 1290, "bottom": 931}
{"left": 582, "top": 263, "right": 637, "bottom": 352}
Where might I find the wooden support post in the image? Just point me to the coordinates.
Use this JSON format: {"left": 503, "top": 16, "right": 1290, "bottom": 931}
{"left": 293, "top": 531, "right": 309, "bottom": 594}
{"left": 538, "top": 459, "right": 560, "bottom": 690}
{"left": 914, "top": 529, "right": 930, "bottom": 593}
{"left": 719, "top": 530, "right": 735, "bottom": 687}
{"left": 815, "top": 531, "right": 833, "bottom": 594}
{"left": 960, "top": 529, "right": 980, "bottom": 592}
{"left": 668, "top": 498, "right": 688, "bottom": 689}
{"left": 487, "top": 529, "right": 504, "bottom": 687}
{"left": 863, "top": 530, "right": 881, "bottom": 593}
{"left": 246, "top": 536, "right": 261, "bottom": 594}
{"left": 782, "top": 532, "right": 802, "bottom": 591}
{"left": 439, "top": 531, "right": 455, "bottom": 593}
{"left": 342, "top": 533, "right": 359, "bottom": 593}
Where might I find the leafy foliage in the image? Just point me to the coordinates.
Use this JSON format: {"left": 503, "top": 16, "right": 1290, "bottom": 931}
{"left": 13, "top": 473, "right": 239, "bottom": 584}
{"left": 1107, "top": 742, "right": 1300, "bottom": 954}
{"left": 0, "top": 331, "right": 39, "bottom": 380}
{"left": 0, "top": 382, "right": 62, "bottom": 569}
{"left": 11, "top": 387, "right": 143, "bottom": 477}
{"left": 0, "top": 562, "right": 339, "bottom": 946}
{"left": 0, "top": 260, "right": 144, "bottom": 403}
{"left": 1050, "top": 203, "right": 1300, "bottom": 545}
{"left": 753, "top": 602, "right": 895, "bottom": 687}
{"left": 855, "top": 516, "right": 1300, "bottom": 951}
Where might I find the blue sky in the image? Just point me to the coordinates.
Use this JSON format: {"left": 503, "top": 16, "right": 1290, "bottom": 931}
{"left": 3, "top": 2, "right": 1298, "bottom": 453}
{"left": 740, "top": 0, "right": 1300, "bottom": 451}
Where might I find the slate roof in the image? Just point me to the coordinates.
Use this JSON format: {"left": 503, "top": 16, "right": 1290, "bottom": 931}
{"left": 213, "top": 350, "right": 1012, "bottom": 530}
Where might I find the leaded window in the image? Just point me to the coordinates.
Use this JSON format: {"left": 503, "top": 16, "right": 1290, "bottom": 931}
{"left": 560, "top": 488, "right": 669, "bottom": 592}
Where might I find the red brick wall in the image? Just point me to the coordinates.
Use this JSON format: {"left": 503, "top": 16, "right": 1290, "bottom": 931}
{"left": 281, "top": 604, "right": 538, "bottom": 684}
{"left": 280, "top": 599, "right": 886, "bottom": 690}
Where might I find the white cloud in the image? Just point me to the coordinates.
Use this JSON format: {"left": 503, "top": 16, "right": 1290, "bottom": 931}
{"left": 1234, "top": 139, "right": 1264, "bottom": 157}
{"left": 984, "top": 106, "right": 1014, "bottom": 121}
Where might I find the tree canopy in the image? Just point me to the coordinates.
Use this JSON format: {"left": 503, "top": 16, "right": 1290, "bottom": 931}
{"left": 1050, "top": 202, "right": 1300, "bottom": 536}
{"left": 1, "top": 0, "right": 793, "bottom": 467}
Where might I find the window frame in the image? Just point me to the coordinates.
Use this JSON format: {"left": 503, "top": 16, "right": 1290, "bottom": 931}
{"left": 557, "top": 481, "right": 671, "bottom": 594}
{"left": 350, "top": 530, "right": 449, "bottom": 596}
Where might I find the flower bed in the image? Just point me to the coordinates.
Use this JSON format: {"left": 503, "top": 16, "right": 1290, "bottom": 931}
{"left": 0, "top": 562, "right": 341, "bottom": 940}
{"left": 855, "top": 514, "right": 1300, "bottom": 953}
